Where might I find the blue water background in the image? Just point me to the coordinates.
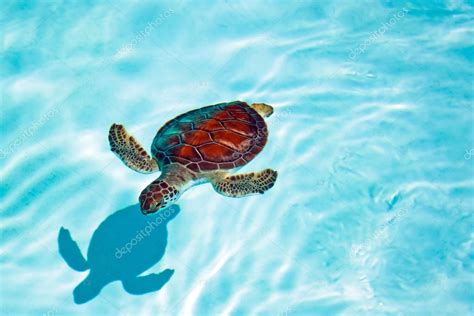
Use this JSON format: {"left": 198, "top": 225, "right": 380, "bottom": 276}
{"left": 1, "top": 0, "right": 473, "bottom": 315}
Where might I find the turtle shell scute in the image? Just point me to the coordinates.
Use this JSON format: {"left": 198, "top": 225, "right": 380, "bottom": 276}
{"left": 151, "top": 101, "right": 268, "bottom": 172}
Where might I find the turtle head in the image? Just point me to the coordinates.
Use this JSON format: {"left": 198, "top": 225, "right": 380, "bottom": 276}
{"left": 139, "top": 178, "right": 180, "bottom": 215}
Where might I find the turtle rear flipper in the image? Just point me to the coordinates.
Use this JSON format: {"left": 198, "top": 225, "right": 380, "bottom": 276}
{"left": 58, "top": 227, "right": 89, "bottom": 272}
{"left": 211, "top": 168, "right": 278, "bottom": 197}
{"left": 122, "top": 269, "right": 174, "bottom": 295}
{"left": 109, "top": 123, "right": 159, "bottom": 174}
{"left": 74, "top": 273, "right": 102, "bottom": 304}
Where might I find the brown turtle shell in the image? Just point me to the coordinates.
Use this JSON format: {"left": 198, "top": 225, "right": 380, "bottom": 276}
{"left": 151, "top": 101, "right": 268, "bottom": 173}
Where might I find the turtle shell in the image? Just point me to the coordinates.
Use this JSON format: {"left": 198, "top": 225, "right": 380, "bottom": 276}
{"left": 151, "top": 101, "right": 267, "bottom": 172}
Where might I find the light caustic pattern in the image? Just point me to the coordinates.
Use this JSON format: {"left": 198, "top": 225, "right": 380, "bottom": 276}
{"left": 1, "top": 1, "right": 473, "bottom": 315}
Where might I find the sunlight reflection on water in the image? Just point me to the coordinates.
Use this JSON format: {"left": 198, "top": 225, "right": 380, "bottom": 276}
{"left": 1, "top": 0, "right": 473, "bottom": 315}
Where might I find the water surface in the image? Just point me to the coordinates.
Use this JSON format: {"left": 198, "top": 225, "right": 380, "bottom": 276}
{"left": 1, "top": 0, "right": 473, "bottom": 315}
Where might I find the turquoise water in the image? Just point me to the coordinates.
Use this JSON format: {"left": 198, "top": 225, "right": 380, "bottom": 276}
{"left": 1, "top": 0, "right": 474, "bottom": 315}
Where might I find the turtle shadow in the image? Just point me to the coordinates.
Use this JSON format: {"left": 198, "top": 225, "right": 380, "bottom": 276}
{"left": 57, "top": 203, "right": 180, "bottom": 304}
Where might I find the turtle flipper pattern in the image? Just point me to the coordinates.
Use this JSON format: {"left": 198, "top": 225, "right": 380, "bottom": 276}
{"left": 109, "top": 124, "right": 159, "bottom": 174}
{"left": 212, "top": 168, "right": 278, "bottom": 197}
{"left": 58, "top": 227, "right": 89, "bottom": 272}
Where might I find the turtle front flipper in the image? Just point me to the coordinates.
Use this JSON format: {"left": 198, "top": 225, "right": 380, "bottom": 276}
{"left": 58, "top": 227, "right": 89, "bottom": 272}
{"left": 122, "top": 269, "right": 174, "bottom": 295}
{"left": 109, "top": 124, "right": 159, "bottom": 174}
{"left": 211, "top": 169, "right": 278, "bottom": 197}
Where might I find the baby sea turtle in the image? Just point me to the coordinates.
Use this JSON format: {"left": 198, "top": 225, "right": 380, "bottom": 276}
{"left": 109, "top": 101, "right": 278, "bottom": 214}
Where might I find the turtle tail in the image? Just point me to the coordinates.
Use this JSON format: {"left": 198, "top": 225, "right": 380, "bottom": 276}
{"left": 251, "top": 103, "right": 273, "bottom": 117}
